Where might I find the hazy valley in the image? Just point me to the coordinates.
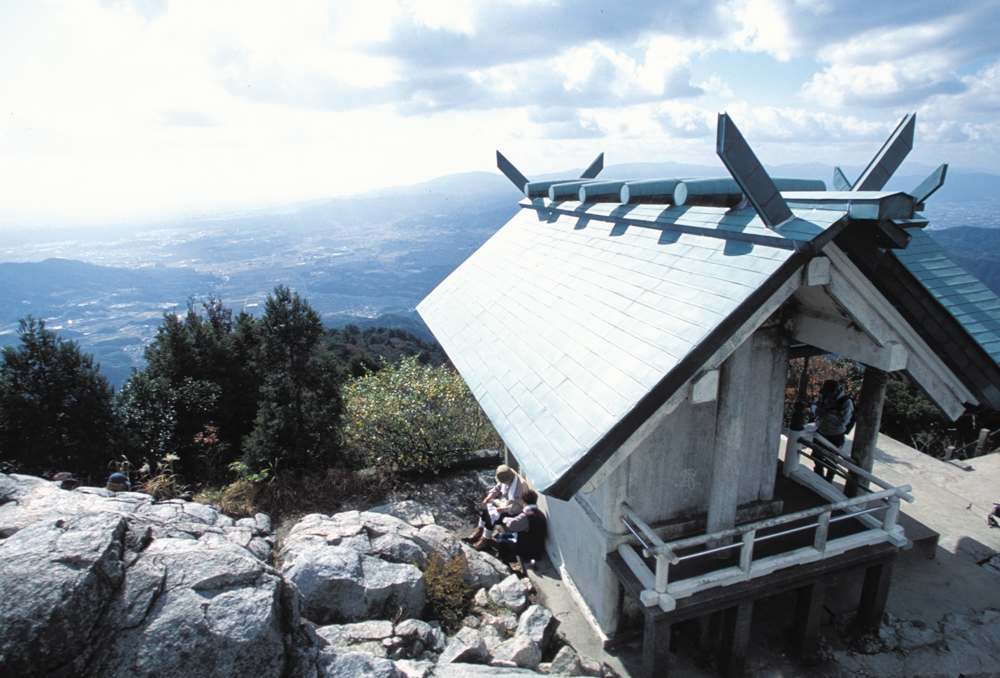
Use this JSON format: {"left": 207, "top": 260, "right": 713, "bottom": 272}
{"left": 2, "top": 164, "right": 998, "bottom": 387}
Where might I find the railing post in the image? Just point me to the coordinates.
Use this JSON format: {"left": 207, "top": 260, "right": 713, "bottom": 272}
{"left": 813, "top": 511, "right": 830, "bottom": 552}
{"left": 739, "top": 530, "right": 755, "bottom": 572}
{"left": 975, "top": 428, "right": 991, "bottom": 456}
{"left": 882, "top": 495, "right": 901, "bottom": 531}
{"left": 783, "top": 435, "right": 802, "bottom": 477}
{"left": 655, "top": 552, "right": 669, "bottom": 592}
{"left": 784, "top": 402, "right": 807, "bottom": 477}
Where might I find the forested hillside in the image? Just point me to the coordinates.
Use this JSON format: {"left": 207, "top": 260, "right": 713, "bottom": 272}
{"left": 0, "top": 287, "right": 495, "bottom": 493}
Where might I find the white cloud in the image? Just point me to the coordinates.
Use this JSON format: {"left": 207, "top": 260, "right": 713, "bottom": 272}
{"left": 655, "top": 102, "right": 715, "bottom": 138}
{"left": 922, "top": 60, "right": 1000, "bottom": 116}
{"left": 723, "top": 0, "right": 795, "bottom": 61}
{"left": 803, "top": 59, "right": 966, "bottom": 107}
{"left": 801, "top": 9, "right": 999, "bottom": 107}
{"left": 0, "top": 0, "right": 998, "bottom": 224}
{"left": 721, "top": 104, "right": 891, "bottom": 141}
{"left": 404, "top": 0, "right": 478, "bottom": 35}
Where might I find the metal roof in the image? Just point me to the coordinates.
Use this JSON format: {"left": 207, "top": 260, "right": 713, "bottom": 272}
{"left": 419, "top": 112, "right": 1000, "bottom": 498}
{"left": 418, "top": 199, "right": 849, "bottom": 495}
{"left": 894, "top": 228, "right": 1000, "bottom": 363}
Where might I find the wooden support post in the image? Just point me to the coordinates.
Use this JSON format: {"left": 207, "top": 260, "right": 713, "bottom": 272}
{"left": 783, "top": 432, "right": 802, "bottom": 477}
{"left": 797, "top": 355, "right": 810, "bottom": 401}
{"left": 642, "top": 615, "right": 671, "bottom": 678}
{"left": 656, "top": 552, "right": 670, "bottom": 592}
{"left": 857, "top": 560, "right": 893, "bottom": 630}
{"left": 784, "top": 395, "right": 809, "bottom": 477}
{"left": 847, "top": 366, "right": 888, "bottom": 498}
{"left": 707, "top": 340, "right": 754, "bottom": 543}
{"left": 793, "top": 581, "right": 828, "bottom": 661}
{"left": 719, "top": 602, "right": 753, "bottom": 678}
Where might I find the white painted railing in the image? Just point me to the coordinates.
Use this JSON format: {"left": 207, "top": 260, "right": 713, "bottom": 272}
{"left": 618, "top": 454, "right": 912, "bottom": 613}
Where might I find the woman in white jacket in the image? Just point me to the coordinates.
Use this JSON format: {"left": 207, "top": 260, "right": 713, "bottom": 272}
{"left": 465, "top": 464, "right": 525, "bottom": 548}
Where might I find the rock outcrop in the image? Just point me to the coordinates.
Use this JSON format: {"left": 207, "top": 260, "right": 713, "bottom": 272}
{"left": 0, "top": 473, "right": 311, "bottom": 678}
{"left": 0, "top": 477, "right": 594, "bottom": 678}
{"left": 280, "top": 508, "right": 507, "bottom": 624}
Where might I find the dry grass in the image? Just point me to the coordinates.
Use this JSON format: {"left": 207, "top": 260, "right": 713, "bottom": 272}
{"left": 112, "top": 454, "right": 188, "bottom": 501}
{"left": 194, "top": 467, "right": 400, "bottom": 521}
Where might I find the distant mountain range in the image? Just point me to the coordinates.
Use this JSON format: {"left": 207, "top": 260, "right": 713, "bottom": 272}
{"left": 1, "top": 163, "right": 998, "bottom": 387}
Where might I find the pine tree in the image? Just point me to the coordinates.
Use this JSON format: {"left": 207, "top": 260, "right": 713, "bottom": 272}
{"left": 241, "top": 286, "right": 343, "bottom": 473}
{"left": 117, "top": 297, "right": 257, "bottom": 483}
{"left": 0, "top": 316, "right": 116, "bottom": 477}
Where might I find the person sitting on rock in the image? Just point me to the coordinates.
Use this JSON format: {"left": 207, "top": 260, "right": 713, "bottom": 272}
{"left": 52, "top": 472, "right": 79, "bottom": 490}
{"left": 465, "top": 464, "right": 525, "bottom": 547}
{"left": 106, "top": 472, "right": 131, "bottom": 492}
{"left": 495, "top": 490, "right": 547, "bottom": 568}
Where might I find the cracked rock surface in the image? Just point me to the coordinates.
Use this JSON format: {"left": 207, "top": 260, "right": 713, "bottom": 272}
{"left": 0, "top": 475, "right": 600, "bottom": 678}
{"left": 0, "top": 473, "right": 313, "bottom": 678}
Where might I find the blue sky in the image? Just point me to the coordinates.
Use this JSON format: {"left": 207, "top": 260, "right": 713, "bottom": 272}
{"left": 1, "top": 0, "right": 998, "bottom": 224}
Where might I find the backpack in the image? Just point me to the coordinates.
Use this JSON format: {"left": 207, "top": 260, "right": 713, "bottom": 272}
{"left": 838, "top": 394, "right": 857, "bottom": 435}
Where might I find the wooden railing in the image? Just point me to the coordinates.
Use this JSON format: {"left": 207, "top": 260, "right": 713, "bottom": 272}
{"left": 617, "top": 439, "right": 912, "bottom": 613}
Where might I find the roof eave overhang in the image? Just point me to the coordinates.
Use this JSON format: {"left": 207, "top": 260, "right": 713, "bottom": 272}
{"left": 834, "top": 224, "right": 1000, "bottom": 410}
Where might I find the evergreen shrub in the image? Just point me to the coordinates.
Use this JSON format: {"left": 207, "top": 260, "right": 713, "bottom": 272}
{"left": 341, "top": 356, "right": 500, "bottom": 473}
{"left": 421, "top": 551, "right": 471, "bottom": 633}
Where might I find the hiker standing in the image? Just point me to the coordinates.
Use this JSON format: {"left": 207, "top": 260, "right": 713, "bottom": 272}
{"left": 813, "top": 379, "right": 854, "bottom": 482}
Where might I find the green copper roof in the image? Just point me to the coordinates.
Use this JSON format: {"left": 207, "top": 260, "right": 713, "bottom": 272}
{"left": 894, "top": 228, "right": 1000, "bottom": 363}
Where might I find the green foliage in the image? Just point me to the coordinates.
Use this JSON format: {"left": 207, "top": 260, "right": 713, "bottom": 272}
{"left": 134, "top": 453, "right": 187, "bottom": 501}
{"left": 879, "top": 376, "right": 953, "bottom": 456}
{"left": 0, "top": 316, "right": 116, "bottom": 478}
{"left": 421, "top": 552, "right": 472, "bottom": 633}
{"left": 117, "top": 297, "right": 258, "bottom": 484}
{"left": 784, "top": 356, "right": 862, "bottom": 426}
{"left": 240, "top": 286, "right": 344, "bottom": 474}
{"left": 0, "top": 288, "right": 491, "bottom": 487}
{"left": 195, "top": 467, "right": 399, "bottom": 521}
{"left": 118, "top": 287, "right": 343, "bottom": 481}
{"left": 347, "top": 352, "right": 382, "bottom": 379}
{"left": 116, "top": 371, "right": 220, "bottom": 473}
{"left": 228, "top": 460, "right": 272, "bottom": 484}
{"left": 323, "top": 325, "right": 446, "bottom": 371}
{"left": 342, "top": 356, "right": 500, "bottom": 473}
{"left": 786, "top": 356, "right": 975, "bottom": 459}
